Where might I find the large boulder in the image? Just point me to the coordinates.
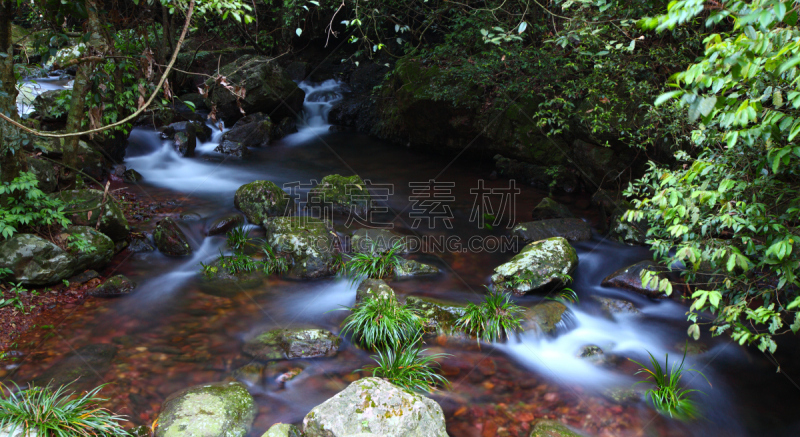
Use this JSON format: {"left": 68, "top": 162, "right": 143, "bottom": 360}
{"left": 216, "top": 112, "right": 273, "bottom": 157}
{"left": 263, "top": 217, "right": 338, "bottom": 278}
{"left": 0, "top": 227, "right": 113, "bottom": 285}
{"left": 243, "top": 328, "right": 340, "bottom": 361}
{"left": 204, "top": 55, "right": 304, "bottom": 124}
{"left": 234, "top": 180, "right": 292, "bottom": 224}
{"left": 153, "top": 217, "right": 193, "bottom": 256}
{"left": 261, "top": 424, "right": 302, "bottom": 437}
{"left": 303, "top": 377, "right": 448, "bottom": 437}
{"left": 155, "top": 381, "right": 257, "bottom": 437}
{"left": 491, "top": 237, "right": 578, "bottom": 295}
{"left": 601, "top": 260, "right": 669, "bottom": 298}
{"left": 531, "top": 197, "right": 573, "bottom": 221}
{"left": 58, "top": 189, "right": 130, "bottom": 241}
{"left": 41, "top": 139, "right": 105, "bottom": 181}
{"left": 511, "top": 219, "right": 592, "bottom": 243}
{"left": 308, "top": 174, "right": 371, "bottom": 217}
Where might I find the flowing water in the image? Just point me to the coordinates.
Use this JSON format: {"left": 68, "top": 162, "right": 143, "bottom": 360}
{"left": 5, "top": 80, "right": 800, "bottom": 436}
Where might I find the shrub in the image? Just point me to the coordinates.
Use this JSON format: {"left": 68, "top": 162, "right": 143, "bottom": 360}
{"left": 341, "top": 240, "right": 404, "bottom": 283}
{"left": 359, "top": 344, "right": 451, "bottom": 393}
{"left": 0, "top": 381, "right": 129, "bottom": 436}
{"left": 339, "top": 294, "right": 422, "bottom": 350}
{"left": 456, "top": 289, "right": 524, "bottom": 342}
{"left": 0, "top": 172, "right": 71, "bottom": 239}
{"left": 629, "top": 345, "right": 709, "bottom": 421}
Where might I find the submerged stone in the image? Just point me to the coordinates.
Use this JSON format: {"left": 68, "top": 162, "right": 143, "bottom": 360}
{"left": 243, "top": 328, "right": 340, "bottom": 361}
{"left": 33, "top": 344, "right": 116, "bottom": 388}
{"left": 491, "top": 237, "right": 578, "bottom": 295}
{"left": 153, "top": 217, "right": 193, "bottom": 256}
{"left": 520, "top": 301, "right": 569, "bottom": 335}
{"left": 89, "top": 274, "right": 136, "bottom": 297}
{"left": 156, "top": 381, "right": 256, "bottom": 437}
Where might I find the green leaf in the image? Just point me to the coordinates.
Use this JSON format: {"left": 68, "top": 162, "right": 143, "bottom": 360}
{"left": 688, "top": 324, "right": 701, "bottom": 340}
{"left": 654, "top": 90, "right": 682, "bottom": 106}
{"left": 296, "top": 28, "right": 303, "bottom": 37}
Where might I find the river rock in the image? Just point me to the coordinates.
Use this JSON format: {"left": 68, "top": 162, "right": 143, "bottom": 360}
{"left": 155, "top": 381, "right": 257, "bottom": 437}
{"left": 33, "top": 343, "right": 116, "bottom": 388}
{"left": 26, "top": 156, "right": 57, "bottom": 193}
{"left": 153, "top": 217, "right": 193, "bottom": 256}
{"left": 355, "top": 278, "right": 396, "bottom": 304}
{"left": 303, "top": 377, "right": 448, "bottom": 437}
{"left": 89, "top": 274, "right": 136, "bottom": 297}
{"left": 262, "top": 423, "right": 302, "bottom": 437}
{"left": 491, "top": 237, "right": 578, "bottom": 295}
{"left": 308, "top": 174, "right": 371, "bottom": 217}
{"left": 162, "top": 120, "right": 212, "bottom": 142}
{"left": 405, "top": 295, "right": 464, "bottom": 335}
{"left": 243, "top": 328, "right": 340, "bottom": 361}
{"left": 123, "top": 168, "right": 143, "bottom": 182}
{"left": 263, "top": 217, "right": 338, "bottom": 278}
{"left": 234, "top": 180, "right": 292, "bottom": 223}
{"left": 512, "top": 219, "right": 592, "bottom": 243}
{"left": 601, "top": 260, "right": 668, "bottom": 298}
{"left": 216, "top": 113, "right": 272, "bottom": 157}
{"left": 531, "top": 197, "right": 573, "bottom": 221}
{"left": 0, "top": 425, "right": 40, "bottom": 437}
{"left": 351, "top": 228, "right": 406, "bottom": 255}
{"left": 395, "top": 258, "right": 440, "bottom": 278}
{"left": 128, "top": 232, "right": 156, "bottom": 252}
{"left": 173, "top": 131, "right": 196, "bottom": 157}
{"left": 0, "top": 227, "right": 113, "bottom": 285}
{"left": 204, "top": 55, "right": 305, "bottom": 123}
{"left": 520, "top": 301, "right": 570, "bottom": 334}
{"left": 530, "top": 419, "right": 587, "bottom": 437}
{"left": 591, "top": 296, "right": 641, "bottom": 316}
{"left": 207, "top": 214, "right": 245, "bottom": 236}
{"left": 58, "top": 189, "right": 130, "bottom": 241}
{"left": 270, "top": 117, "right": 298, "bottom": 140}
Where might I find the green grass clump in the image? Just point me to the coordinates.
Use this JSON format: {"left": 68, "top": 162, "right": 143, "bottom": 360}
{"left": 359, "top": 344, "right": 451, "bottom": 393}
{"left": 0, "top": 382, "right": 129, "bottom": 436}
{"left": 545, "top": 288, "right": 579, "bottom": 305}
{"left": 456, "top": 289, "right": 524, "bottom": 342}
{"left": 341, "top": 240, "right": 404, "bottom": 282}
{"left": 261, "top": 242, "right": 290, "bottom": 275}
{"left": 629, "top": 345, "right": 709, "bottom": 421}
{"left": 226, "top": 226, "right": 251, "bottom": 252}
{"left": 339, "top": 294, "right": 422, "bottom": 350}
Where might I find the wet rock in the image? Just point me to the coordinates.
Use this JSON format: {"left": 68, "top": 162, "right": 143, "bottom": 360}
{"left": 520, "top": 301, "right": 569, "bottom": 335}
{"left": 128, "top": 232, "right": 156, "bottom": 253}
{"left": 58, "top": 189, "right": 130, "bottom": 241}
{"left": 405, "top": 295, "right": 465, "bottom": 335}
{"left": 204, "top": 55, "right": 305, "bottom": 124}
{"left": 155, "top": 381, "right": 256, "bottom": 437}
{"left": 173, "top": 131, "right": 196, "bottom": 157}
{"left": 207, "top": 214, "right": 245, "bottom": 236}
{"left": 62, "top": 225, "right": 115, "bottom": 269}
{"left": 180, "top": 212, "right": 202, "bottom": 221}
{"left": 32, "top": 89, "right": 67, "bottom": 122}
{"left": 263, "top": 217, "right": 338, "bottom": 278}
{"left": 234, "top": 180, "right": 292, "bottom": 224}
{"left": 577, "top": 344, "right": 620, "bottom": 367}
{"left": 123, "top": 168, "right": 143, "bottom": 182}
{"left": 602, "top": 387, "right": 643, "bottom": 405}
{"left": 591, "top": 296, "right": 641, "bottom": 316}
{"left": 285, "top": 61, "right": 310, "bottom": 81}
{"left": 198, "top": 257, "right": 268, "bottom": 296}
{"left": 491, "top": 237, "right": 578, "bottom": 295}
{"left": 351, "top": 228, "right": 406, "bottom": 255}
{"left": 216, "top": 113, "right": 272, "bottom": 156}
{"left": 512, "top": 219, "right": 592, "bottom": 243}
{"left": 530, "top": 419, "right": 587, "bottom": 437}
{"left": 89, "top": 274, "right": 136, "bottom": 297}
{"left": 308, "top": 174, "right": 371, "bottom": 217}
{"left": 230, "top": 362, "right": 265, "bottom": 386}
{"left": 355, "top": 278, "right": 396, "bottom": 305}
{"left": 69, "top": 269, "right": 99, "bottom": 284}
{"left": 153, "top": 217, "right": 193, "bottom": 256}
{"left": 243, "top": 328, "right": 340, "bottom": 361}
{"left": 531, "top": 197, "right": 573, "bottom": 221}
{"left": 608, "top": 213, "right": 648, "bottom": 246}
{"left": 33, "top": 344, "right": 116, "bottom": 388}
{"left": 162, "top": 120, "right": 212, "bottom": 142}
{"left": 262, "top": 423, "right": 302, "bottom": 437}
{"left": 270, "top": 117, "right": 298, "bottom": 140}
{"left": 303, "top": 377, "right": 448, "bottom": 437}
{"left": 395, "top": 258, "right": 440, "bottom": 278}
{"left": 26, "top": 156, "right": 58, "bottom": 193}
{"left": 601, "top": 260, "right": 668, "bottom": 298}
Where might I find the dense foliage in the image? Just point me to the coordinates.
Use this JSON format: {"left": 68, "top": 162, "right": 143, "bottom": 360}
{"left": 0, "top": 172, "right": 70, "bottom": 239}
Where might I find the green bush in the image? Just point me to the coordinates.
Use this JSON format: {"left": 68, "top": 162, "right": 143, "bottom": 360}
{"left": 0, "top": 172, "right": 71, "bottom": 239}
{"left": 339, "top": 294, "right": 422, "bottom": 350}
{"left": 456, "top": 290, "right": 524, "bottom": 343}
{"left": 341, "top": 240, "right": 405, "bottom": 282}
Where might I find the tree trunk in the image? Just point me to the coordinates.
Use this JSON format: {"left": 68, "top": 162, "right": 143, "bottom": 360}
{"left": 0, "top": 0, "right": 24, "bottom": 183}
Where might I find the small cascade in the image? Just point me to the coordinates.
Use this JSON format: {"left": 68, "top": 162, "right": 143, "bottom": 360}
{"left": 282, "top": 80, "right": 344, "bottom": 146}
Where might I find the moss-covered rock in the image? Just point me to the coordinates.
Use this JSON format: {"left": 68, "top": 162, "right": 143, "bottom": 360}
{"left": 46, "top": 43, "right": 85, "bottom": 68}
{"left": 261, "top": 423, "right": 302, "bottom": 437}
{"left": 26, "top": 156, "right": 57, "bottom": 193}
{"left": 309, "top": 174, "right": 371, "bottom": 217}
{"left": 491, "top": 237, "right": 578, "bottom": 295}
{"left": 351, "top": 228, "right": 406, "bottom": 255}
{"left": 529, "top": 419, "right": 587, "bottom": 437}
{"left": 89, "top": 274, "right": 136, "bottom": 297}
{"left": 207, "top": 214, "right": 245, "bottom": 236}
{"left": 243, "top": 328, "right": 340, "bottom": 361}
{"left": 395, "top": 258, "right": 440, "bottom": 278}
{"left": 355, "top": 278, "right": 397, "bottom": 304}
{"left": 216, "top": 113, "right": 273, "bottom": 156}
{"left": 263, "top": 217, "right": 338, "bottom": 278}
{"left": 591, "top": 296, "right": 641, "bottom": 316}
{"left": 601, "top": 260, "right": 668, "bottom": 298}
{"left": 303, "top": 377, "right": 448, "bottom": 437}
{"left": 531, "top": 197, "right": 573, "bottom": 221}
{"left": 153, "top": 217, "right": 193, "bottom": 256}
{"left": 405, "top": 295, "right": 465, "bottom": 335}
{"left": 520, "top": 301, "right": 570, "bottom": 335}
{"left": 58, "top": 189, "right": 129, "bottom": 241}
{"left": 204, "top": 55, "right": 304, "bottom": 123}
{"left": 155, "top": 381, "right": 257, "bottom": 437}
{"left": 123, "top": 169, "right": 143, "bottom": 183}
{"left": 234, "top": 180, "right": 292, "bottom": 224}
{"left": 512, "top": 219, "right": 592, "bottom": 243}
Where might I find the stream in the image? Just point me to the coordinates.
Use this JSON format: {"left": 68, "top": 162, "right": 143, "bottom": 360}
{"left": 6, "top": 79, "right": 800, "bottom": 436}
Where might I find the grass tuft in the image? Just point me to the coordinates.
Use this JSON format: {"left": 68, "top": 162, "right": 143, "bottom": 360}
{"left": 339, "top": 294, "right": 422, "bottom": 350}
{"left": 456, "top": 289, "right": 524, "bottom": 343}
{"left": 341, "top": 240, "right": 404, "bottom": 283}
{"left": 359, "top": 343, "right": 451, "bottom": 393}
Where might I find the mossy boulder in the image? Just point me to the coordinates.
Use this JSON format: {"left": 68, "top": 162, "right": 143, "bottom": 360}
{"left": 204, "top": 55, "right": 304, "bottom": 123}
{"left": 261, "top": 423, "right": 302, "bottom": 437}
{"left": 153, "top": 217, "right": 193, "bottom": 256}
{"left": 529, "top": 419, "right": 587, "bottom": 437}
{"left": 243, "top": 328, "right": 340, "bottom": 361}
{"left": 207, "top": 214, "right": 245, "bottom": 236}
{"left": 512, "top": 219, "right": 592, "bottom": 243}
{"left": 355, "top": 278, "right": 397, "bottom": 304}
{"left": 308, "top": 174, "right": 371, "bottom": 217}
{"left": 303, "top": 377, "right": 448, "bottom": 437}
{"left": 263, "top": 217, "right": 338, "bottom": 278}
{"left": 26, "top": 157, "right": 57, "bottom": 193}
{"left": 46, "top": 43, "right": 86, "bottom": 68}
{"left": 351, "top": 228, "right": 406, "bottom": 255}
{"left": 601, "top": 260, "right": 668, "bottom": 298}
{"left": 88, "top": 274, "right": 136, "bottom": 297}
{"left": 234, "top": 180, "right": 292, "bottom": 224}
{"left": 395, "top": 258, "right": 440, "bottom": 278}
{"left": 0, "top": 227, "right": 113, "bottom": 285}
{"left": 531, "top": 197, "right": 573, "bottom": 221}
{"left": 520, "top": 301, "right": 570, "bottom": 335}
{"left": 155, "top": 381, "right": 257, "bottom": 437}
{"left": 491, "top": 237, "right": 578, "bottom": 295}
{"left": 216, "top": 113, "right": 273, "bottom": 156}
{"left": 58, "top": 189, "right": 130, "bottom": 241}
{"left": 405, "top": 295, "right": 465, "bottom": 335}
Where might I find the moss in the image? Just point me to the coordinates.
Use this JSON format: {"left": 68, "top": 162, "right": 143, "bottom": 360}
{"left": 309, "top": 174, "right": 371, "bottom": 216}
{"left": 234, "top": 180, "right": 291, "bottom": 223}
